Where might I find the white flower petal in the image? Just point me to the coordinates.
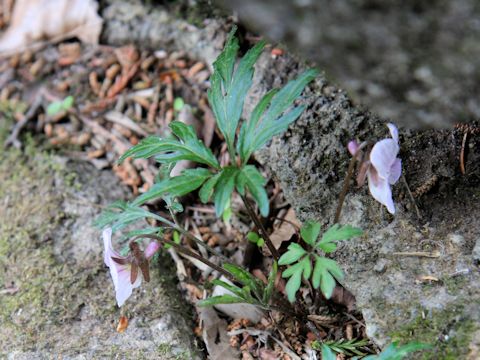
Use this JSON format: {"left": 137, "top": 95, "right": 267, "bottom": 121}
{"left": 387, "top": 123, "right": 399, "bottom": 143}
{"left": 389, "top": 158, "right": 402, "bottom": 185}
{"left": 367, "top": 168, "right": 395, "bottom": 214}
{"left": 370, "top": 139, "right": 399, "bottom": 179}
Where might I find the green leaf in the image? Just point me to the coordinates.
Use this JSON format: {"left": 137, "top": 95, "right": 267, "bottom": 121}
{"left": 222, "top": 202, "right": 232, "bottom": 223}
{"left": 312, "top": 256, "right": 344, "bottom": 299}
{"left": 236, "top": 165, "right": 269, "bottom": 217}
{"left": 263, "top": 261, "right": 277, "bottom": 304}
{"left": 94, "top": 201, "right": 163, "bottom": 233}
{"left": 285, "top": 268, "right": 302, "bottom": 302}
{"left": 46, "top": 101, "right": 63, "bottom": 116}
{"left": 173, "top": 97, "right": 185, "bottom": 111}
{"left": 247, "top": 232, "right": 264, "bottom": 247}
{"left": 321, "top": 344, "right": 336, "bottom": 360}
{"left": 207, "top": 26, "right": 265, "bottom": 154}
{"left": 237, "top": 68, "right": 318, "bottom": 162}
{"left": 62, "top": 95, "right": 74, "bottom": 110}
{"left": 118, "top": 121, "right": 219, "bottom": 169}
{"left": 213, "top": 167, "right": 238, "bottom": 216}
{"left": 363, "top": 342, "right": 431, "bottom": 360}
{"left": 320, "top": 223, "right": 363, "bottom": 244}
{"left": 199, "top": 172, "right": 221, "bottom": 203}
{"left": 198, "top": 295, "right": 247, "bottom": 307}
{"left": 278, "top": 243, "right": 307, "bottom": 265}
{"left": 211, "top": 279, "right": 245, "bottom": 299}
{"left": 301, "top": 256, "right": 312, "bottom": 280}
{"left": 300, "top": 221, "right": 321, "bottom": 245}
{"left": 132, "top": 168, "right": 212, "bottom": 205}
{"left": 222, "top": 263, "right": 263, "bottom": 298}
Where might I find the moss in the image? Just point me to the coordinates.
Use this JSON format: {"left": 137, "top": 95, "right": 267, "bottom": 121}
{"left": 390, "top": 303, "right": 479, "bottom": 359}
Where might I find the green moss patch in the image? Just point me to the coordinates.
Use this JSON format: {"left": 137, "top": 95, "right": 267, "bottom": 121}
{"left": 390, "top": 303, "right": 479, "bottom": 360}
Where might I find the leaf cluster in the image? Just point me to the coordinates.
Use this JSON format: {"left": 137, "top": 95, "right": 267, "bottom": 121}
{"left": 279, "top": 221, "right": 362, "bottom": 302}
{"left": 198, "top": 262, "right": 277, "bottom": 309}
{"left": 116, "top": 26, "right": 317, "bottom": 218}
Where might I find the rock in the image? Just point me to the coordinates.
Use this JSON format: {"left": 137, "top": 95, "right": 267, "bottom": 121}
{"left": 473, "top": 238, "right": 480, "bottom": 264}
{"left": 0, "top": 145, "right": 199, "bottom": 359}
{"left": 216, "top": 0, "right": 480, "bottom": 128}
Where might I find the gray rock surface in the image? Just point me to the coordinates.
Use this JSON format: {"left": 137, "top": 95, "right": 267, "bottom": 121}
{"left": 216, "top": 0, "right": 480, "bottom": 128}
{"left": 0, "top": 145, "right": 199, "bottom": 359}
{"left": 101, "top": 1, "right": 480, "bottom": 356}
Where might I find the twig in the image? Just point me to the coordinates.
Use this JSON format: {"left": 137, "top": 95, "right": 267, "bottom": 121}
{"left": 401, "top": 173, "right": 421, "bottom": 219}
{"left": 4, "top": 93, "right": 43, "bottom": 148}
{"left": 240, "top": 194, "right": 280, "bottom": 261}
{"left": 392, "top": 251, "right": 440, "bottom": 258}
{"left": 460, "top": 131, "right": 468, "bottom": 174}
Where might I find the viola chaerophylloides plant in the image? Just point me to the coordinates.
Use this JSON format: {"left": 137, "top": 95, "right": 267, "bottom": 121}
{"left": 279, "top": 221, "right": 363, "bottom": 302}
{"left": 97, "top": 25, "right": 318, "bottom": 306}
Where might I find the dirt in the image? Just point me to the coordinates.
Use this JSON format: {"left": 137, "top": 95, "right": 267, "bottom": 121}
{"left": 0, "top": 123, "right": 200, "bottom": 359}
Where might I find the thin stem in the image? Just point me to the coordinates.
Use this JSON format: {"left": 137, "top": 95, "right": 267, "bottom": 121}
{"left": 334, "top": 143, "right": 368, "bottom": 224}
{"left": 240, "top": 194, "right": 280, "bottom": 261}
{"left": 153, "top": 213, "right": 231, "bottom": 263}
{"left": 134, "top": 234, "right": 237, "bottom": 283}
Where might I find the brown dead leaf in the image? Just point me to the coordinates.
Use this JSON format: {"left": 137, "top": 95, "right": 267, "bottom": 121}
{"left": 270, "top": 208, "right": 300, "bottom": 249}
{"left": 331, "top": 286, "right": 356, "bottom": 312}
{"left": 116, "top": 315, "right": 128, "bottom": 333}
{"left": 0, "top": 0, "right": 102, "bottom": 56}
{"left": 198, "top": 306, "right": 240, "bottom": 360}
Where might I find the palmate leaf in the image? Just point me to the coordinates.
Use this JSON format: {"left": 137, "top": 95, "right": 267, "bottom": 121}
{"left": 300, "top": 220, "right": 321, "bottom": 245}
{"left": 282, "top": 256, "right": 311, "bottom": 302}
{"left": 236, "top": 165, "right": 269, "bottom": 217}
{"left": 132, "top": 168, "right": 212, "bottom": 206}
{"left": 237, "top": 68, "right": 318, "bottom": 162}
{"left": 312, "top": 255, "right": 344, "bottom": 299}
{"left": 318, "top": 224, "right": 363, "bottom": 253}
{"left": 207, "top": 26, "right": 265, "bottom": 155}
{"left": 118, "top": 121, "right": 219, "bottom": 169}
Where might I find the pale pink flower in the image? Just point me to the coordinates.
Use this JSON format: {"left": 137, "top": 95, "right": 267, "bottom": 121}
{"left": 103, "top": 229, "right": 160, "bottom": 306}
{"left": 348, "top": 123, "right": 401, "bottom": 214}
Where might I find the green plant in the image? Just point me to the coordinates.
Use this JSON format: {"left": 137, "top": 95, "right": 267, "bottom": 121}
{"left": 279, "top": 221, "right": 362, "bottom": 302}
{"left": 360, "top": 341, "right": 430, "bottom": 360}
{"left": 46, "top": 95, "right": 74, "bottom": 116}
{"left": 312, "top": 338, "right": 370, "bottom": 357}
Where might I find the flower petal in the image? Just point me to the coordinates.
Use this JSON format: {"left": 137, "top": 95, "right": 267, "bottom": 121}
{"left": 347, "top": 140, "right": 359, "bottom": 156}
{"left": 114, "top": 266, "right": 142, "bottom": 306}
{"left": 389, "top": 158, "right": 402, "bottom": 185}
{"left": 103, "top": 228, "right": 115, "bottom": 266}
{"left": 367, "top": 167, "right": 395, "bottom": 214}
{"left": 387, "top": 123, "right": 399, "bottom": 143}
{"left": 144, "top": 241, "right": 160, "bottom": 259}
{"left": 370, "top": 138, "right": 399, "bottom": 179}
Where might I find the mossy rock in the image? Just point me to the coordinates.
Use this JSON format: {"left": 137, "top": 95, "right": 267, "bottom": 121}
{"left": 0, "top": 134, "right": 199, "bottom": 359}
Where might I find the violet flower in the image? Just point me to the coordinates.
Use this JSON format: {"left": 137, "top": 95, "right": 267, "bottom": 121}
{"left": 103, "top": 228, "right": 160, "bottom": 306}
{"left": 348, "top": 123, "right": 401, "bottom": 214}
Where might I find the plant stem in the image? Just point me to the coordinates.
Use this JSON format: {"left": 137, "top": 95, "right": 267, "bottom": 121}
{"left": 134, "top": 234, "right": 237, "bottom": 283}
{"left": 240, "top": 194, "right": 280, "bottom": 261}
{"left": 153, "top": 213, "right": 231, "bottom": 263}
{"left": 334, "top": 143, "right": 367, "bottom": 224}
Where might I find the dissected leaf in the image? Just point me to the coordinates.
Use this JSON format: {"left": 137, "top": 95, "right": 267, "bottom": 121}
{"left": 199, "top": 172, "right": 221, "bottom": 203}
{"left": 132, "top": 168, "right": 212, "bottom": 205}
{"left": 94, "top": 201, "right": 163, "bottom": 232}
{"left": 312, "top": 256, "right": 344, "bottom": 299}
{"left": 318, "top": 224, "right": 363, "bottom": 253}
{"left": 237, "top": 68, "right": 318, "bottom": 162}
{"left": 300, "top": 220, "right": 321, "bottom": 245}
{"left": 207, "top": 26, "right": 265, "bottom": 154}
{"left": 213, "top": 167, "right": 238, "bottom": 216}
{"left": 236, "top": 165, "right": 269, "bottom": 217}
{"left": 118, "top": 121, "right": 219, "bottom": 169}
{"left": 285, "top": 267, "right": 302, "bottom": 302}
{"left": 278, "top": 243, "right": 307, "bottom": 265}
{"left": 363, "top": 342, "right": 430, "bottom": 360}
